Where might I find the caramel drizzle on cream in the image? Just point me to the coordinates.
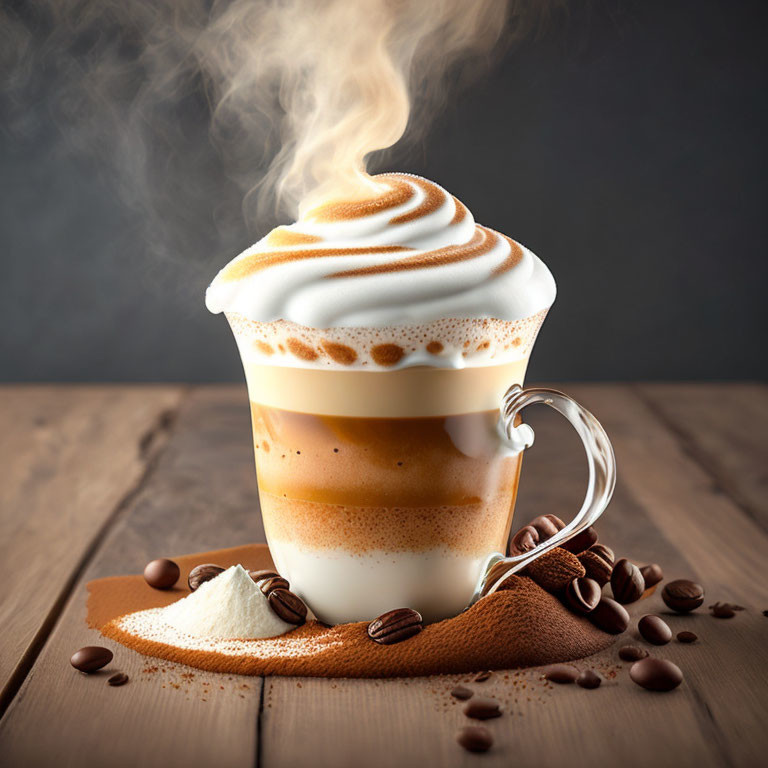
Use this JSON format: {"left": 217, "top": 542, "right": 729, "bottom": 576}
{"left": 388, "top": 174, "right": 444, "bottom": 225}
{"left": 329, "top": 226, "right": 499, "bottom": 278}
{"left": 221, "top": 245, "right": 409, "bottom": 282}
{"left": 222, "top": 174, "right": 521, "bottom": 283}
{"left": 305, "top": 177, "right": 413, "bottom": 222}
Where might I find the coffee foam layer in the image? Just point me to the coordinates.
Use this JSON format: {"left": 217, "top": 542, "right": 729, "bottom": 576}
{"left": 206, "top": 173, "right": 556, "bottom": 329}
{"left": 229, "top": 310, "right": 546, "bottom": 372}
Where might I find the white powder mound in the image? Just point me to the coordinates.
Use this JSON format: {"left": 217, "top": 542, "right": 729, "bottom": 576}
{"left": 161, "top": 564, "right": 293, "bottom": 640}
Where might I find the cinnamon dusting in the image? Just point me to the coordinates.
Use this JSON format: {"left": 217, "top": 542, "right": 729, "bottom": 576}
{"left": 286, "top": 338, "right": 318, "bottom": 361}
{"left": 370, "top": 343, "right": 405, "bottom": 366}
{"left": 320, "top": 340, "right": 358, "bottom": 365}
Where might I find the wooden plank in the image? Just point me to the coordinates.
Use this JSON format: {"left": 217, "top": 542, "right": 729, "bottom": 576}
{"left": 637, "top": 382, "right": 768, "bottom": 533}
{"left": 264, "top": 385, "right": 768, "bottom": 768}
{"left": 0, "top": 385, "right": 184, "bottom": 709}
{"left": 0, "top": 386, "right": 268, "bottom": 768}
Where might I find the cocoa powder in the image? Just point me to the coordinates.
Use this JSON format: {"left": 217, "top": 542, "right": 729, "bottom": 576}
{"left": 89, "top": 544, "right": 614, "bottom": 678}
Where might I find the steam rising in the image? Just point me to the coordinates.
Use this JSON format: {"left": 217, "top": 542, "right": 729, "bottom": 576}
{"left": 2, "top": 0, "right": 553, "bottom": 236}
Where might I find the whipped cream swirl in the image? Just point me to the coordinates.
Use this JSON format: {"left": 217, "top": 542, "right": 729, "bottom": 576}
{"left": 206, "top": 173, "right": 555, "bottom": 327}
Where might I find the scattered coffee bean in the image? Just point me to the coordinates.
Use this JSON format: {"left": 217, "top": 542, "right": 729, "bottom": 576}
{"left": 589, "top": 597, "right": 630, "bottom": 634}
{"left": 579, "top": 550, "right": 613, "bottom": 586}
{"left": 762, "top": 609, "right": 768, "bottom": 617}
{"left": 588, "top": 543, "right": 615, "bottom": 566}
{"left": 561, "top": 527, "right": 599, "bottom": 555}
{"left": 619, "top": 645, "right": 649, "bottom": 662}
{"left": 638, "top": 615, "right": 672, "bottom": 645}
{"left": 564, "top": 576, "right": 602, "bottom": 615}
{"left": 576, "top": 670, "right": 602, "bottom": 689}
{"left": 509, "top": 525, "right": 539, "bottom": 555}
{"left": 530, "top": 514, "right": 565, "bottom": 540}
{"left": 629, "top": 657, "right": 683, "bottom": 692}
{"left": 639, "top": 564, "right": 664, "bottom": 589}
{"left": 267, "top": 588, "right": 308, "bottom": 626}
{"left": 611, "top": 559, "right": 645, "bottom": 604}
{"left": 543, "top": 664, "right": 579, "bottom": 684}
{"left": 474, "top": 670, "right": 492, "bottom": 683}
{"left": 661, "top": 579, "right": 704, "bottom": 613}
{"left": 456, "top": 725, "right": 493, "bottom": 753}
{"left": 70, "top": 646, "right": 113, "bottom": 673}
{"left": 257, "top": 574, "right": 290, "bottom": 596}
{"left": 710, "top": 602, "right": 736, "bottom": 619}
{"left": 367, "top": 608, "right": 423, "bottom": 644}
{"left": 107, "top": 672, "right": 129, "bottom": 687}
{"left": 143, "top": 558, "right": 180, "bottom": 590}
{"left": 463, "top": 696, "right": 502, "bottom": 720}
{"left": 187, "top": 563, "right": 224, "bottom": 591}
{"left": 677, "top": 631, "right": 698, "bottom": 643}
{"left": 450, "top": 685, "right": 474, "bottom": 700}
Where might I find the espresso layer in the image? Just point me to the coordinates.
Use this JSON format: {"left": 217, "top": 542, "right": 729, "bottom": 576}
{"left": 251, "top": 405, "right": 522, "bottom": 512}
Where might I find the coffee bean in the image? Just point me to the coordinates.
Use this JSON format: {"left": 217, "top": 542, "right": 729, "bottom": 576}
{"left": 367, "top": 608, "right": 422, "bottom": 644}
{"left": 710, "top": 602, "right": 736, "bottom": 619}
{"left": 639, "top": 564, "right": 664, "bottom": 589}
{"left": 561, "top": 527, "right": 599, "bottom": 554}
{"left": 71, "top": 646, "right": 113, "bottom": 673}
{"left": 543, "top": 664, "right": 579, "bottom": 684}
{"left": 107, "top": 672, "right": 129, "bottom": 687}
{"left": 456, "top": 725, "right": 493, "bottom": 753}
{"left": 450, "top": 685, "right": 474, "bottom": 700}
{"left": 474, "top": 670, "right": 492, "bottom": 683}
{"left": 564, "top": 577, "right": 602, "bottom": 615}
{"left": 187, "top": 563, "right": 225, "bottom": 591}
{"left": 257, "top": 575, "right": 290, "bottom": 596}
{"left": 143, "top": 558, "right": 180, "bottom": 590}
{"left": 588, "top": 544, "right": 615, "bottom": 567}
{"left": 619, "top": 645, "right": 649, "bottom": 662}
{"left": 248, "top": 569, "right": 279, "bottom": 584}
{"left": 509, "top": 525, "right": 539, "bottom": 555}
{"left": 530, "top": 514, "right": 565, "bottom": 540}
{"left": 611, "top": 559, "right": 645, "bottom": 604}
{"left": 267, "top": 588, "right": 308, "bottom": 626}
{"left": 762, "top": 609, "right": 768, "bottom": 617}
{"left": 629, "top": 657, "right": 683, "bottom": 692}
{"left": 677, "top": 631, "right": 698, "bottom": 643}
{"left": 579, "top": 551, "right": 613, "bottom": 587}
{"left": 576, "top": 670, "right": 602, "bottom": 689}
{"left": 661, "top": 580, "right": 704, "bottom": 613}
{"left": 638, "top": 615, "right": 672, "bottom": 645}
{"left": 463, "top": 696, "right": 502, "bottom": 720}
{"left": 589, "top": 597, "right": 630, "bottom": 634}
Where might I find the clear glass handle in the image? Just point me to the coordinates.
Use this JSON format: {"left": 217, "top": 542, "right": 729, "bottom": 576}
{"left": 471, "top": 385, "right": 616, "bottom": 602}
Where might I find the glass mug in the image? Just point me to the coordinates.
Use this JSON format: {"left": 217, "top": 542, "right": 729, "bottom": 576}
{"left": 239, "top": 341, "right": 617, "bottom": 626}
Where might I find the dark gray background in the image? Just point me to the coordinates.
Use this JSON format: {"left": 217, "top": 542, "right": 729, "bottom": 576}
{"left": 2, "top": 0, "right": 766, "bottom": 383}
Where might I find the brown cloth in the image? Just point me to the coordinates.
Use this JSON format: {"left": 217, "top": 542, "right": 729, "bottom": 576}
{"left": 89, "top": 544, "right": 615, "bottom": 678}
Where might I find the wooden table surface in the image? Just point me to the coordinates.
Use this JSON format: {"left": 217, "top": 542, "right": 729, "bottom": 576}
{"left": 0, "top": 383, "right": 766, "bottom": 768}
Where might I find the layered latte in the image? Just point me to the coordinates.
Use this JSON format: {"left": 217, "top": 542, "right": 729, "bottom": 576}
{"left": 207, "top": 174, "right": 556, "bottom": 624}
